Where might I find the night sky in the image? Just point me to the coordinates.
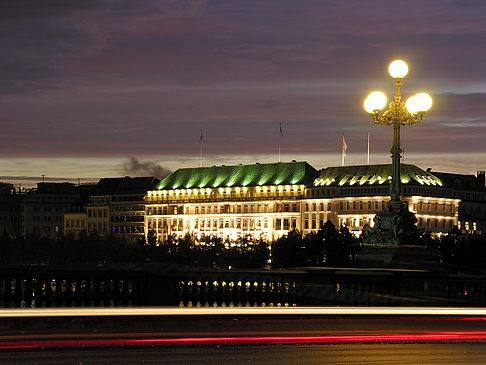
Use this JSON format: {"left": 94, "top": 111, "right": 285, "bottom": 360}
{"left": 1, "top": 0, "right": 486, "bottom": 186}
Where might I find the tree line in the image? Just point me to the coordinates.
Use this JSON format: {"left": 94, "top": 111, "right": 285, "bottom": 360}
{"left": 1, "top": 222, "right": 484, "bottom": 272}
{"left": 0, "top": 221, "right": 359, "bottom": 269}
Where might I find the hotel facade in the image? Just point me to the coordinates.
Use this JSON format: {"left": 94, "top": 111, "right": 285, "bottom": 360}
{"left": 144, "top": 161, "right": 486, "bottom": 242}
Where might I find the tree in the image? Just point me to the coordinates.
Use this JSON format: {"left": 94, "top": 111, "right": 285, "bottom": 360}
{"left": 271, "top": 229, "right": 305, "bottom": 268}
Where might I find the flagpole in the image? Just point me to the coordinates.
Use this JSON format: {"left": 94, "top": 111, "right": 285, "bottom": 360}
{"left": 199, "top": 129, "right": 203, "bottom": 167}
{"left": 278, "top": 121, "right": 283, "bottom": 163}
{"left": 367, "top": 131, "right": 370, "bottom": 165}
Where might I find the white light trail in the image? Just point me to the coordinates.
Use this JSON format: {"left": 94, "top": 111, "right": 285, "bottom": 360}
{"left": 1, "top": 307, "right": 486, "bottom": 318}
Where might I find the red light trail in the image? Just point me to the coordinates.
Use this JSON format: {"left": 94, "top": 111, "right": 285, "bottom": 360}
{"left": 1, "top": 332, "right": 486, "bottom": 350}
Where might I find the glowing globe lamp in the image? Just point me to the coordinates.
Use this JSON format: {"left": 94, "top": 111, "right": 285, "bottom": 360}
{"left": 388, "top": 60, "right": 408, "bottom": 79}
{"left": 406, "top": 92, "right": 432, "bottom": 114}
{"left": 364, "top": 91, "right": 387, "bottom": 114}
{"left": 414, "top": 92, "right": 433, "bottom": 112}
{"left": 405, "top": 94, "right": 419, "bottom": 114}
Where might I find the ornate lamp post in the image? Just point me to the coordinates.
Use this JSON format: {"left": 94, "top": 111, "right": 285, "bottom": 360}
{"left": 361, "top": 60, "right": 432, "bottom": 246}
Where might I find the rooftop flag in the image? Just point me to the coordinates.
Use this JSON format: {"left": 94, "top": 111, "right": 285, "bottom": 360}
{"left": 342, "top": 134, "right": 348, "bottom": 166}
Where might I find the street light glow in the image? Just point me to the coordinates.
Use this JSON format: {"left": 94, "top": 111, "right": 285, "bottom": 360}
{"left": 414, "top": 92, "right": 433, "bottom": 112}
{"left": 406, "top": 93, "right": 433, "bottom": 114}
{"left": 388, "top": 60, "right": 408, "bottom": 79}
{"left": 364, "top": 91, "right": 387, "bottom": 113}
{"left": 362, "top": 60, "right": 431, "bottom": 246}
{"left": 406, "top": 94, "right": 420, "bottom": 114}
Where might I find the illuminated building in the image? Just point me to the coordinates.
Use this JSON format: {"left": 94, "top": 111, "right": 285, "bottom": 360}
{"left": 145, "top": 161, "right": 486, "bottom": 242}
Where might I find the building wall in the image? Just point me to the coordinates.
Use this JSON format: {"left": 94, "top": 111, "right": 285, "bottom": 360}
{"left": 110, "top": 196, "right": 146, "bottom": 242}
{"left": 0, "top": 195, "right": 20, "bottom": 238}
{"left": 86, "top": 196, "right": 110, "bottom": 236}
{"left": 64, "top": 212, "right": 88, "bottom": 237}
{"left": 144, "top": 183, "right": 462, "bottom": 242}
{"left": 20, "top": 195, "right": 76, "bottom": 238}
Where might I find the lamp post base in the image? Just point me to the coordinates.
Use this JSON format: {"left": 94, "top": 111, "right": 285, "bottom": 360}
{"left": 361, "top": 200, "right": 423, "bottom": 247}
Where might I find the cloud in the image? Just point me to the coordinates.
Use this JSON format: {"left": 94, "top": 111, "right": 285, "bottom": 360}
{"left": 120, "top": 157, "right": 172, "bottom": 179}
{"left": 2, "top": 0, "right": 486, "bottom": 162}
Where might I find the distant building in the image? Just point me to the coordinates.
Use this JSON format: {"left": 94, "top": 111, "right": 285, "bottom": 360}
{"left": 83, "top": 177, "right": 160, "bottom": 241}
{"left": 20, "top": 182, "right": 79, "bottom": 238}
{"left": 64, "top": 184, "right": 96, "bottom": 238}
{"left": 110, "top": 177, "right": 160, "bottom": 242}
{"left": 432, "top": 170, "right": 486, "bottom": 234}
{"left": 145, "top": 162, "right": 486, "bottom": 243}
{"left": 0, "top": 183, "right": 20, "bottom": 237}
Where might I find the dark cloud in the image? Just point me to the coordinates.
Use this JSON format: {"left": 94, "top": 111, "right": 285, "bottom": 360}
{"left": 120, "top": 158, "right": 172, "bottom": 179}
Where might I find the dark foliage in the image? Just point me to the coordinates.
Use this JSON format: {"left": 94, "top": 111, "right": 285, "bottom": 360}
{"left": 271, "top": 220, "right": 360, "bottom": 268}
{"left": 0, "top": 232, "right": 269, "bottom": 269}
{"left": 435, "top": 228, "right": 486, "bottom": 271}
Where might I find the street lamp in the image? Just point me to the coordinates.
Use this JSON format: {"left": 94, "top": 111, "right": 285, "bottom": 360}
{"left": 361, "top": 60, "right": 432, "bottom": 246}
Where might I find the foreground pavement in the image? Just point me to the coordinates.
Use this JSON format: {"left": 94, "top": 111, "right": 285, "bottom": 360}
{"left": 1, "top": 344, "right": 486, "bottom": 365}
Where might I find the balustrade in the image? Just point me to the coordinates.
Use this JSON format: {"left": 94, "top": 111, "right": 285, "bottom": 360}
{"left": 177, "top": 278, "right": 298, "bottom": 308}
{"left": 0, "top": 268, "right": 484, "bottom": 308}
{"left": 0, "top": 271, "right": 145, "bottom": 308}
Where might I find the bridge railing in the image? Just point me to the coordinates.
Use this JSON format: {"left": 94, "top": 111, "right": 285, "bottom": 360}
{"left": 0, "top": 266, "right": 485, "bottom": 308}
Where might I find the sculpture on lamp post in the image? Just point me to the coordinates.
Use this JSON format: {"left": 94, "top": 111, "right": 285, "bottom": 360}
{"left": 361, "top": 60, "right": 432, "bottom": 246}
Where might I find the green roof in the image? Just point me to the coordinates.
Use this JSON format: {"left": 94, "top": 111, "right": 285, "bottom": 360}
{"left": 157, "top": 162, "right": 318, "bottom": 190}
{"left": 314, "top": 164, "right": 443, "bottom": 187}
